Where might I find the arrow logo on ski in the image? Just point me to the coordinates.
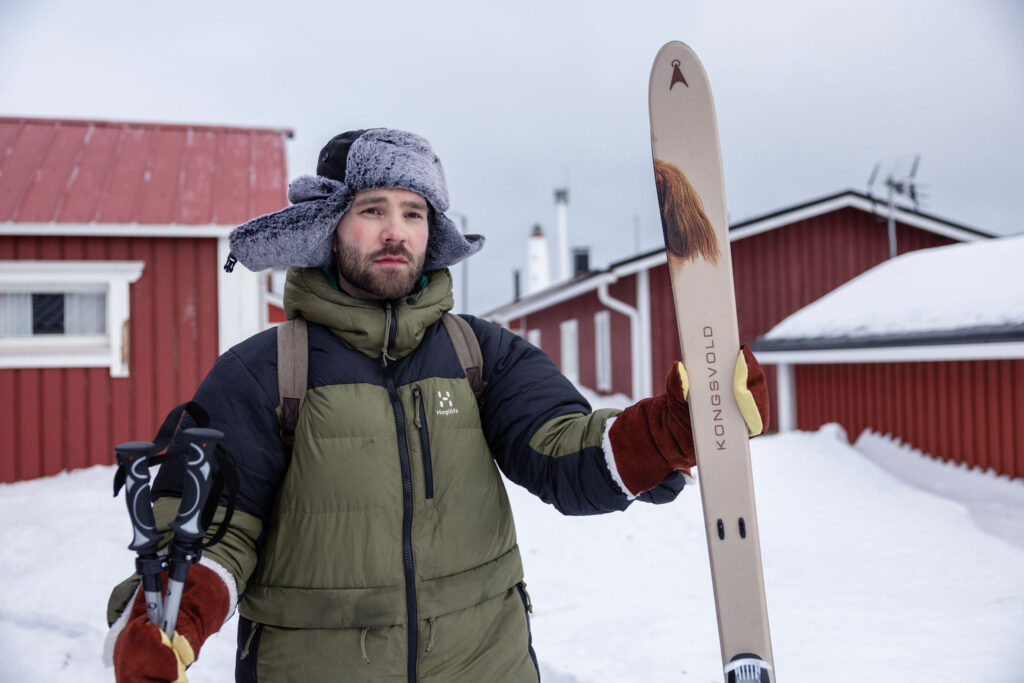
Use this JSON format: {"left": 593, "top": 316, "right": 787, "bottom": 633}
{"left": 670, "top": 59, "right": 689, "bottom": 89}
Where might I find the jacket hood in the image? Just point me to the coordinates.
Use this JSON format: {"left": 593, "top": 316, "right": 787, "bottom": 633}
{"left": 282, "top": 267, "right": 454, "bottom": 361}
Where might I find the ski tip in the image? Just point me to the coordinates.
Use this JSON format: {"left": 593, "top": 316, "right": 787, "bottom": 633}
{"left": 656, "top": 39, "right": 693, "bottom": 53}
{"left": 649, "top": 41, "right": 710, "bottom": 96}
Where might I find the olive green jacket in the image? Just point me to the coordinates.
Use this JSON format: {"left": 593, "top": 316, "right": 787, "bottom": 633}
{"left": 109, "top": 267, "right": 681, "bottom": 681}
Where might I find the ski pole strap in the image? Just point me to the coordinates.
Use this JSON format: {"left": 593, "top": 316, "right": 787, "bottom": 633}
{"left": 277, "top": 317, "right": 309, "bottom": 444}
{"left": 200, "top": 442, "right": 239, "bottom": 550}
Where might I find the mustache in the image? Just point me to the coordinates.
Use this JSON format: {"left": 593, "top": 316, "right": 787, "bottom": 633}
{"left": 370, "top": 245, "right": 415, "bottom": 261}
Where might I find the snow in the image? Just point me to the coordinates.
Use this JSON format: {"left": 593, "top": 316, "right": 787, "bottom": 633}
{"left": 763, "top": 234, "right": 1024, "bottom": 341}
{"left": 2, "top": 389, "right": 1024, "bottom": 681}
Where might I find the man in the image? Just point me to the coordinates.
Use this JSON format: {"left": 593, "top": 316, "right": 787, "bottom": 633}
{"left": 106, "top": 128, "right": 768, "bottom": 682}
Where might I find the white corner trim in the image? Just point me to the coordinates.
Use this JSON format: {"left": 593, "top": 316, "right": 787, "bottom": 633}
{"left": 775, "top": 363, "right": 797, "bottom": 432}
{"left": 217, "top": 237, "right": 266, "bottom": 354}
{"left": 0, "top": 260, "right": 144, "bottom": 377}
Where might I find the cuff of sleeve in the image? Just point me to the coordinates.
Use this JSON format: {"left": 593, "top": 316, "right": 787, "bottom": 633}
{"left": 602, "top": 415, "right": 638, "bottom": 500}
{"left": 199, "top": 555, "right": 238, "bottom": 624}
{"left": 103, "top": 583, "right": 139, "bottom": 667}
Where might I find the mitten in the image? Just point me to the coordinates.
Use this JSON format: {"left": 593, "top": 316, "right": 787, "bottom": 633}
{"left": 112, "top": 562, "right": 231, "bottom": 683}
{"left": 606, "top": 345, "right": 769, "bottom": 497}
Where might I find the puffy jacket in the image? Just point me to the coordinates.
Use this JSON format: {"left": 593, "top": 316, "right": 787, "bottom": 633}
{"left": 110, "top": 266, "right": 685, "bottom": 682}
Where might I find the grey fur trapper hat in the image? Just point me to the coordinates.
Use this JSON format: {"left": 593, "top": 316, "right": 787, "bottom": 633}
{"left": 226, "top": 128, "right": 484, "bottom": 272}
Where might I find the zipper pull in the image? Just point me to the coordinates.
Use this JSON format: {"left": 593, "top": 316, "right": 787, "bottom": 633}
{"left": 413, "top": 388, "right": 423, "bottom": 428}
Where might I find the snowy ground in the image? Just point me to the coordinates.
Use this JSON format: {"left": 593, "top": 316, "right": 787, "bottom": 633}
{"left": 2, "top": 393, "right": 1023, "bottom": 681}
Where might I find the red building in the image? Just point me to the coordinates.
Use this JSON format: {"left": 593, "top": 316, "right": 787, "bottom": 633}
{"left": 485, "top": 190, "right": 994, "bottom": 427}
{"left": 0, "top": 116, "right": 291, "bottom": 482}
{"left": 753, "top": 235, "right": 1024, "bottom": 480}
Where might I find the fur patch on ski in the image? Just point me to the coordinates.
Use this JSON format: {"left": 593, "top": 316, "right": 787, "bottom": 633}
{"left": 654, "top": 158, "right": 721, "bottom": 265}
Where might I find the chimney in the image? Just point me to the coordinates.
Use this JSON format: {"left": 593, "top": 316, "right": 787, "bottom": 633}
{"left": 526, "top": 223, "right": 551, "bottom": 295}
{"left": 554, "top": 188, "right": 570, "bottom": 281}
{"left": 572, "top": 247, "right": 590, "bottom": 277}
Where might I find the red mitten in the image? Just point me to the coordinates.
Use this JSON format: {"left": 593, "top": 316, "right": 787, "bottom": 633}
{"left": 113, "top": 562, "right": 230, "bottom": 683}
{"left": 607, "top": 345, "right": 770, "bottom": 496}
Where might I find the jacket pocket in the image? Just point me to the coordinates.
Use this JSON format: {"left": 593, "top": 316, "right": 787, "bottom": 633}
{"left": 413, "top": 387, "right": 434, "bottom": 500}
{"left": 237, "top": 615, "right": 264, "bottom": 682}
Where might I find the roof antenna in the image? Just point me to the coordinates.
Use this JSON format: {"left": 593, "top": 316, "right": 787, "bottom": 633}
{"left": 867, "top": 155, "right": 923, "bottom": 259}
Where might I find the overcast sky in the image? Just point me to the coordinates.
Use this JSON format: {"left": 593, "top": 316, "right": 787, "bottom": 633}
{"left": 2, "top": 0, "right": 1022, "bottom": 314}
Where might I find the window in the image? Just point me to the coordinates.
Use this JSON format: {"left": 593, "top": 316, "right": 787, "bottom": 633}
{"left": 559, "top": 318, "right": 579, "bottom": 385}
{"left": 527, "top": 328, "right": 542, "bottom": 350}
{"left": 1, "top": 291, "right": 107, "bottom": 336}
{"left": 0, "top": 261, "right": 145, "bottom": 377}
{"left": 594, "top": 310, "right": 612, "bottom": 392}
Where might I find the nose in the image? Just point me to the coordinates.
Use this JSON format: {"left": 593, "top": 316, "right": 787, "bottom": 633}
{"left": 381, "top": 214, "right": 409, "bottom": 244}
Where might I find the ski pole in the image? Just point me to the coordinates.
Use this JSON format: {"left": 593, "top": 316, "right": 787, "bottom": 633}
{"left": 113, "top": 440, "right": 166, "bottom": 628}
{"left": 161, "top": 427, "right": 223, "bottom": 636}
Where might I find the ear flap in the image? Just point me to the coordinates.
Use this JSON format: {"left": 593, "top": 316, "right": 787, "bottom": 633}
{"left": 228, "top": 182, "right": 352, "bottom": 271}
{"left": 424, "top": 213, "right": 485, "bottom": 271}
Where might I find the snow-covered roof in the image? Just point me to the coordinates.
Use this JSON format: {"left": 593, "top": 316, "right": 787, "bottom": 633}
{"left": 754, "top": 234, "right": 1024, "bottom": 358}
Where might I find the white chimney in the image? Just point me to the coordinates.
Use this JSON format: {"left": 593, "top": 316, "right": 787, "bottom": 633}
{"left": 554, "top": 188, "right": 570, "bottom": 281}
{"left": 526, "top": 223, "right": 551, "bottom": 294}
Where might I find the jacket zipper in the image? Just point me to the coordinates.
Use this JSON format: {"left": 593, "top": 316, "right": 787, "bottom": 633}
{"left": 381, "top": 303, "right": 419, "bottom": 683}
{"left": 413, "top": 387, "right": 434, "bottom": 500}
{"left": 239, "top": 620, "right": 261, "bottom": 660}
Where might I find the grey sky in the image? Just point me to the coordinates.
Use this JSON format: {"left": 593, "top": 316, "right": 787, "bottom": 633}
{"left": 2, "top": 0, "right": 1022, "bottom": 314}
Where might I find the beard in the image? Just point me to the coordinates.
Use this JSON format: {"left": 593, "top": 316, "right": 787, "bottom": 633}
{"left": 336, "top": 240, "right": 426, "bottom": 300}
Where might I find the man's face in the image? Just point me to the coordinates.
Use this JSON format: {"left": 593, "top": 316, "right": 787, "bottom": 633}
{"left": 333, "top": 188, "right": 430, "bottom": 300}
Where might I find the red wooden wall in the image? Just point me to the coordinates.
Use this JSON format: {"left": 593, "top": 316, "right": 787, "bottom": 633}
{"left": 512, "top": 207, "right": 956, "bottom": 408}
{"left": 795, "top": 360, "right": 1024, "bottom": 479}
{"left": 0, "top": 235, "right": 220, "bottom": 483}
{"left": 512, "top": 276, "right": 634, "bottom": 397}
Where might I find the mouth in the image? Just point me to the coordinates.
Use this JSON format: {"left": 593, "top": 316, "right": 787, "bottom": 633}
{"left": 374, "top": 256, "right": 409, "bottom": 267}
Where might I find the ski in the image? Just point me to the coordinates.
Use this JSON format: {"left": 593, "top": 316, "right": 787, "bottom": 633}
{"left": 648, "top": 41, "right": 775, "bottom": 682}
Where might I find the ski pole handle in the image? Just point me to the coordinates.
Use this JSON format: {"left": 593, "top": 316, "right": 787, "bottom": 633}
{"left": 161, "top": 427, "right": 222, "bottom": 636}
{"left": 114, "top": 441, "right": 166, "bottom": 626}
{"left": 114, "top": 441, "right": 162, "bottom": 553}
{"left": 168, "top": 427, "right": 223, "bottom": 542}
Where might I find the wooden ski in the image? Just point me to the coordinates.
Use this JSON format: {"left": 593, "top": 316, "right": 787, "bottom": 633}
{"left": 648, "top": 41, "right": 775, "bottom": 683}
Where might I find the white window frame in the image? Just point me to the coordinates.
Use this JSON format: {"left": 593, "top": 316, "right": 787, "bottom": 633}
{"left": 594, "top": 310, "right": 612, "bottom": 392}
{"left": 527, "top": 328, "right": 542, "bottom": 350}
{"left": 0, "top": 260, "right": 145, "bottom": 377}
{"left": 559, "top": 318, "right": 579, "bottom": 385}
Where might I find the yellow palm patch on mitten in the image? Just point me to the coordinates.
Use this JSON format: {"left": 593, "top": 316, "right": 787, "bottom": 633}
{"left": 672, "top": 361, "right": 690, "bottom": 402}
{"left": 733, "top": 350, "right": 764, "bottom": 436}
{"left": 158, "top": 630, "right": 196, "bottom": 683}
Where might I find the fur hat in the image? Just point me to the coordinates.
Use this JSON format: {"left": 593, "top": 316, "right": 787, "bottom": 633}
{"left": 226, "top": 128, "right": 484, "bottom": 272}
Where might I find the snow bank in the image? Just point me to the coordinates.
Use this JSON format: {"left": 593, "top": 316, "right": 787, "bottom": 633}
{"left": 853, "top": 427, "right": 1024, "bottom": 550}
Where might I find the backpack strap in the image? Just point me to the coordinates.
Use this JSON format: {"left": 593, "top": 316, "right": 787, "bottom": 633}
{"left": 441, "top": 313, "right": 483, "bottom": 402}
{"left": 277, "top": 317, "right": 309, "bottom": 444}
